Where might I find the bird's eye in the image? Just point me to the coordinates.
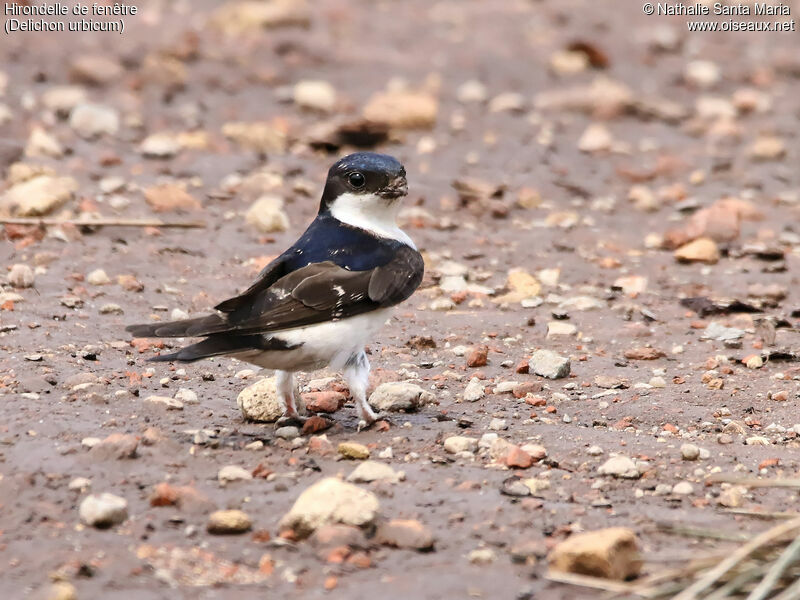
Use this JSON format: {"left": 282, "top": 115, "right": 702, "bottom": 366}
{"left": 348, "top": 172, "right": 365, "bottom": 188}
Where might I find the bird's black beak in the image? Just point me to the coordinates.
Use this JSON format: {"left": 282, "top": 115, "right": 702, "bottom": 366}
{"left": 379, "top": 175, "right": 408, "bottom": 199}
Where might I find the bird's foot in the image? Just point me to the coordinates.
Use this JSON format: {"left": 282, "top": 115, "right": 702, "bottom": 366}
{"left": 276, "top": 413, "right": 308, "bottom": 429}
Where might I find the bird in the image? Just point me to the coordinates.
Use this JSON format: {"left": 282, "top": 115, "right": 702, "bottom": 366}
{"left": 126, "top": 152, "right": 424, "bottom": 428}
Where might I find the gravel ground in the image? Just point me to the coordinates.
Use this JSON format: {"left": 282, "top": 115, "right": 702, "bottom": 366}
{"left": 2, "top": 1, "right": 800, "bottom": 598}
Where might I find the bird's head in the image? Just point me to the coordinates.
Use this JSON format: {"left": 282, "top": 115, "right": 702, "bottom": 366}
{"left": 319, "top": 152, "right": 408, "bottom": 224}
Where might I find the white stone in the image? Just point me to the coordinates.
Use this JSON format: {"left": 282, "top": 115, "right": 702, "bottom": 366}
{"left": 368, "top": 382, "right": 435, "bottom": 412}
{"left": 79, "top": 493, "right": 128, "bottom": 528}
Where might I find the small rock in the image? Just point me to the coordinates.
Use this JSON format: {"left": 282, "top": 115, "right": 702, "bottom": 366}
{"left": 46, "top": 581, "right": 77, "bottom": 600}
{"left": 529, "top": 350, "right": 571, "bottom": 379}
{"left": 90, "top": 433, "right": 138, "bottom": 460}
{"left": 444, "top": 436, "right": 478, "bottom": 454}
{"left": 218, "top": 465, "right": 253, "bottom": 485}
{"left": 462, "top": 377, "right": 485, "bottom": 402}
{"left": 174, "top": 388, "right": 198, "bottom": 405}
{"left": 749, "top": 136, "right": 786, "bottom": 161}
{"left": 245, "top": 195, "right": 290, "bottom": 232}
{"left": 363, "top": 91, "right": 438, "bottom": 130}
{"left": 338, "top": 441, "right": 370, "bottom": 460}
{"left": 672, "top": 481, "right": 694, "bottom": 495}
{"left": 368, "top": 382, "right": 435, "bottom": 412}
{"left": 578, "top": 123, "right": 613, "bottom": 152}
{"left": 144, "top": 183, "right": 201, "bottom": 213}
{"left": 87, "top": 268, "right": 111, "bottom": 286}
{"left": 293, "top": 80, "right": 337, "bottom": 112}
{"left": 547, "top": 321, "right": 577, "bottom": 337}
{"left": 685, "top": 60, "right": 720, "bottom": 88}
{"left": 8, "top": 264, "right": 34, "bottom": 288}
{"left": 304, "top": 391, "right": 345, "bottom": 413}
{"left": 376, "top": 519, "right": 434, "bottom": 550}
{"left": 680, "top": 443, "right": 700, "bottom": 461}
{"left": 68, "top": 477, "right": 92, "bottom": 492}
{"left": 207, "top": 509, "right": 252, "bottom": 534}
{"left": 275, "top": 425, "right": 300, "bottom": 440}
{"left": 598, "top": 455, "right": 640, "bottom": 479}
{"left": 139, "top": 133, "right": 182, "bottom": 158}
{"left": 466, "top": 345, "right": 489, "bottom": 367}
{"left": 347, "top": 461, "right": 402, "bottom": 484}
{"left": 468, "top": 548, "right": 497, "bottom": 564}
{"left": 145, "top": 395, "right": 184, "bottom": 410}
{"left": 237, "top": 377, "right": 290, "bottom": 422}
{"left": 69, "top": 103, "right": 119, "bottom": 138}
{"left": 0, "top": 175, "right": 78, "bottom": 217}
{"left": 457, "top": 80, "right": 487, "bottom": 103}
{"left": 69, "top": 54, "right": 124, "bottom": 86}
{"left": 624, "top": 347, "right": 665, "bottom": 361}
{"left": 25, "top": 126, "right": 63, "bottom": 158}
{"left": 548, "top": 528, "right": 642, "bottom": 580}
{"left": 279, "top": 477, "right": 380, "bottom": 538}
{"left": 489, "top": 418, "right": 507, "bottom": 431}
{"left": 505, "top": 446, "right": 534, "bottom": 469}
{"left": 674, "top": 237, "right": 719, "bottom": 264}
{"left": 79, "top": 493, "right": 128, "bottom": 528}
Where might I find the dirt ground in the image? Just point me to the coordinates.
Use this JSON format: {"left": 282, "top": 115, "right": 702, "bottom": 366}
{"left": 2, "top": 1, "right": 800, "bottom": 598}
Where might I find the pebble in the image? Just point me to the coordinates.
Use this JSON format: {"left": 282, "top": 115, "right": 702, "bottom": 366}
{"left": 547, "top": 321, "right": 577, "bottom": 338}
{"left": 145, "top": 395, "right": 184, "bottom": 410}
{"left": 68, "top": 477, "right": 92, "bottom": 492}
{"left": 293, "top": 80, "right": 337, "bottom": 112}
{"left": 218, "top": 465, "right": 253, "bottom": 485}
{"left": 86, "top": 269, "right": 111, "bottom": 286}
{"left": 674, "top": 237, "right": 719, "bottom": 263}
{"left": 444, "top": 436, "right": 478, "bottom": 454}
{"left": 139, "top": 133, "right": 182, "bottom": 158}
{"left": 46, "top": 582, "right": 77, "bottom": 600}
{"left": 69, "top": 103, "right": 119, "bottom": 138}
{"left": 207, "top": 509, "right": 252, "bottom": 534}
{"left": 462, "top": 377, "right": 485, "bottom": 402}
{"left": 488, "top": 418, "right": 507, "bottom": 431}
{"left": 275, "top": 425, "right": 300, "bottom": 440}
{"left": 680, "top": 443, "right": 700, "bottom": 461}
{"left": 144, "top": 183, "right": 201, "bottom": 213}
{"left": 237, "top": 377, "right": 289, "bottom": 422}
{"left": 0, "top": 175, "right": 78, "bottom": 217}
{"left": 245, "top": 195, "right": 290, "bottom": 233}
{"left": 549, "top": 528, "right": 641, "bottom": 580}
{"left": 79, "top": 493, "right": 128, "bottom": 528}
{"left": 347, "top": 461, "right": 403, "bottom": 484}
{"left": 468, "top": 548, "right": 497, "bottom": 565}
{"left": 279, "top": 477, "right": 380, "bottom": 538}
{"left": 685, "top": 60, "right": 720, "bottom": 88}
{"left": 338, "top": 441, "right": 370, "bottom": 460}
{"left": 363, "top": 90, "right": 438, "bottom": 129}
{"left": 8, "top": 264, "right": 35, "bottom": 288}
{"left": 529, "top": 350, "right": 571, "bottom": 379}
{"left": 376, "top": 519, "right": 434, "bottom": 550}
{"left": 456, "top": 80, "right": 487, "bottom": 103}
{"left": 672, "top": 481, "right": 694, "bottom": 495}
{"left": 598, "top": 455, "right": 640, "bottom": 479}
{"left": 174, "top": 388, "right": 198, "bottom": 405}
{"left": 368, "top": 382, "right": 435, "bottom": 412}
{"left": 42, "top": 85, "right": 87, "bottom": 115}
{"left": 578, "top": 123, "right": 613, "bottom": 152}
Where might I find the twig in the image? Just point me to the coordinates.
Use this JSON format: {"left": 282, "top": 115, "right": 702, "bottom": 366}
{"left": 0, "top": 217, "right": 206, "bottom": 228}
{"left": 707, "top": 475, "right": 800, "bottom": 489}
{"left": 703, "top": 564, "right": 769, "bottom": 600}
{"left": 544, "top": 570, "right": 638, "bottom": 594}
{"left": 746, "top": 536, "right": 800, "bottom": 600}
{"left": 672, "top": 517, "right": 800, "bottom": 600}
{"left": 771, "top": 577, "right": 800, "bottom": 600}
{"left": 655, "top": 522, "right": 750, "bottom": 542}
{"left": 720, "top": 508, "right": 800, "bottom": 520}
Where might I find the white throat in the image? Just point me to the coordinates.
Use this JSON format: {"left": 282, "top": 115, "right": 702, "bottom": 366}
{"left": 329, "top": 192, "right": 416, "bottom": 249}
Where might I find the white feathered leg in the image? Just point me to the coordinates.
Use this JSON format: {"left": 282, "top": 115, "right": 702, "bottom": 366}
{"left": 275, "top": 370, "right": 306, "bottom": 426}
{"left": 343, "top": 350, "right": 377, "bottom": 426}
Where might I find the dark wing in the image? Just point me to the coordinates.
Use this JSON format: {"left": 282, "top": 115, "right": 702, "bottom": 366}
{"left": 214, "top": 254, "right": 289, "bottom": 313}
{"left": 126, "top": 246, "right": 423, "bottom": 339}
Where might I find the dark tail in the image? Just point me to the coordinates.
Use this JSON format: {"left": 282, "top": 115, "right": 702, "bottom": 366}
{"left": 146, "top": 334, "right": 302, "bottom": 363}
{"left": 126, "top": 314, "right": 227, "bottom": 338}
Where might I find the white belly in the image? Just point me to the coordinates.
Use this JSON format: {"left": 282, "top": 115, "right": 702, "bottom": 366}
{"left": 234, "top": 308, "right": 392, "bottom": 372}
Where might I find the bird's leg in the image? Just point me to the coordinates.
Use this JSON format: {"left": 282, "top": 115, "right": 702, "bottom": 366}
{"left": 275, "top": 370, "right": 306, "bottom": 427}
{"left": 343, "top": 350, "right": 378, "bottom": 427}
